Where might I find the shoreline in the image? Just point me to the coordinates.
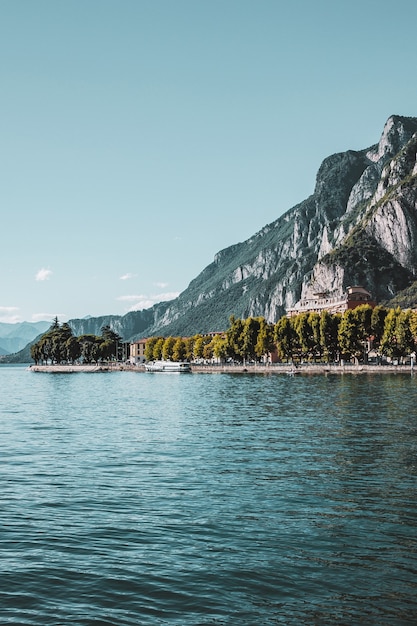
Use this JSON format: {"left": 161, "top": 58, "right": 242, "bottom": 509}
{"left": 191, "top": 363, "right": 415, "bottom": 375}
{"left": 28, "top": 364, "right": 113, "bottom": 373}
{"left": 28, "top": 363, "right": 416, "bottom": 375}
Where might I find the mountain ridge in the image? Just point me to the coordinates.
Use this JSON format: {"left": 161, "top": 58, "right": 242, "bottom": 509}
{"left": 66, "top": 114, "right": 417, "bottom": 341}
{"left": 5, "top": 114, "right": 417, "bottom": 357}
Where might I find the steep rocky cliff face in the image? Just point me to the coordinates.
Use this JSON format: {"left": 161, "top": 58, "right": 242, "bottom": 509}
{"left": 68, "top": 114, "right": 417, "bottom": 341}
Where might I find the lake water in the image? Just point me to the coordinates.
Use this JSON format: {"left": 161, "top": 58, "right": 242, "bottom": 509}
{"left": 1, "top": 365, "right": 417, "bottom": 625}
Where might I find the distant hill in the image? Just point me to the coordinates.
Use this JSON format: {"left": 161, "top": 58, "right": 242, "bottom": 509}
{"left": 0, "top": 321, "right": 50, "bottom": 355}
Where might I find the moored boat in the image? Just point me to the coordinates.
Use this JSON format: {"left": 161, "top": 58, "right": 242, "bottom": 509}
{"left": 145, "top": 360, "right": 191, "bottom": 372}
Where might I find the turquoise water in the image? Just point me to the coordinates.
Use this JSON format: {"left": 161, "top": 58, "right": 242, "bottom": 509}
{"left": 1, "top": 366, "right": 417, "bottom": 625}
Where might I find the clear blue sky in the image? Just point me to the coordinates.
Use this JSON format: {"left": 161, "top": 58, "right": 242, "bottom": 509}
{"left": 1, "top": 0, "right": 416, "bottom": 324}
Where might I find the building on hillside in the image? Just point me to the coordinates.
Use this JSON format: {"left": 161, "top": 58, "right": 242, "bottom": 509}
{"left": 286, "top": 285, "right": 376, "bottom": 318}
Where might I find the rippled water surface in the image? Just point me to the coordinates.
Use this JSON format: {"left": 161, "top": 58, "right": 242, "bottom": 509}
{"left": 1, "top": 366, "right": 417, "bottom": 624}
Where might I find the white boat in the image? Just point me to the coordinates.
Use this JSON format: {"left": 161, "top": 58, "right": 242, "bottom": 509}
{"left": 145, "top": 360, "right": 191, "bottom": 372}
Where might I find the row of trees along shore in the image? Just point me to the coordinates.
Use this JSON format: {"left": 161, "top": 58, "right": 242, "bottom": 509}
{"left": 30, "top": 318, "right": 122, "bottom": 365}
{"left": 31, "top": 305, "right": 417, "bottom": 365}
{"left": 146, "top": 305, "right": 417, "bottom": 364}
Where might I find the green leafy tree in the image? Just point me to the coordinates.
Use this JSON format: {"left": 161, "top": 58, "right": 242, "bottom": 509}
{"left": 51, "top": 334, "right": 65, "bottom": 364}
{"left": 371, "top": 305, "right": 388, "bottom": 349}
{"left": 338, "top": 309, "right": 362, "bottom": 361}
{"left": 203, "top": 339, "right": 214, "bottom": 360}
{"left": 33, "top": 319, "right": 60, "bottom": 364}
{"left": 354, "top": 305, "right": 373, "bottom": 339}
{"left": 144, "top": 337, "right": 159, "bottom": 361}
{"left": 410, "top": 311, "right": 417, "bottom": 343}
{"left": 192, "top": 335, "right": 204, "bottom": 359}
{"left": 38, "top": 334, "right": 52, "bottom": 364}
{"left": 226, "top": 316, "right": 245, "bottom": 362}
{"left": 30, "top": 321, "right": 76, "bottom": 364}
{"left": 380, "top": 308, "right": 400, "bottom": 359}
{"left": 162, "top": 336, "right": 176, "bottom": 361}
{"left": 308, "top": 312, "right": 322, "bottom": 361}
{"left": 274, "top": 316, "right": 297, "bottom": 362}
{"left": 193, "top": 335, "right": 212, "bottom": 360}
{"left": 153, "top": 337, "right": 165, "bottom": 360}
{"left": 49, "top": 316, "right": 60, "bottom": 331}
{"left": 320, "top": 311, "right": 340, "bottom": 362}
{"left": 212, "top": 334, "right": 228, "bottom": 361}
{"left": 352, "top": 304, "right": 374, "bottom": 362}
{"left": 30, "top": 343, "right": 42, "bottom": 365}
{"left": 293, "top": 313, "right": 313, "bottom": 360}
{"left": 172, "top": 337, "right": 186, "bottom": 362}
{"left": 381, "top": 308, "right": 414, "bottom": 360}
{"left": 79, "top": 335, "right": 102, "bottom": 364}
{"left": 184, "top": 336, "right": 195, "bottom": 361}
{"left": 66, "top": 336, "right": 81, "bottom": 363}
{"left": 255, "top": 319, "right": 275, "bottom": 361}
{"left": 101, "top": 325, "right": 122, "bottom": 360}
{"left": 99, "top": 339, "right": 115, "bottom": 362}
{"left": 241, "top": 317, "right": 261, "bottom": 362}
{"left": 60, "top": 323, "right": 74, "bottom": 341}
{"left": 396, "top": 310, "right": 415, "bottom": 358}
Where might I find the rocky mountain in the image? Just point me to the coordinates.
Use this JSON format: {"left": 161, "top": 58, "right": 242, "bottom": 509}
{"left": 55, "top": 115, "right": 417, "bottom": 341}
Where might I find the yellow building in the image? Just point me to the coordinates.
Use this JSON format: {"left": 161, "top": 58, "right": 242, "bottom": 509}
{"left": 129, "top": 339, "right": 149, "bottom": 364}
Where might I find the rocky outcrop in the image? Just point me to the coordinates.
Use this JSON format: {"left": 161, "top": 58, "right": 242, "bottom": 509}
{"left": 66, "top": 114, "right": 417, "bottom": 341}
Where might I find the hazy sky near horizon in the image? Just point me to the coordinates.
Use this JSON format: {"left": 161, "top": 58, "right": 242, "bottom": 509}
{"left": 1, "top": 0, "right": 416, "bottom": 324}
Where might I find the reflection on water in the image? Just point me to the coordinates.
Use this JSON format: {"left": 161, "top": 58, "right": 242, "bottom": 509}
{"left": 0, "top": 366, "right": 416, "bottom": 624}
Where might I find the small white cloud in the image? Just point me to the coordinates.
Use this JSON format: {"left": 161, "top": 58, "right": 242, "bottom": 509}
{"left": 0, "top": 306, "right": 21, "bottom": 324}
{"left": 117, "top": 294, "right": 146, "bottom": 302}
{"left": 117, "top": 292, "right": 179, "bottom": 312}
{"left": 154, "top": 282, "right": 168, "bottom": 289}
{"left": 120, "top": 273, "right": 137, "bottom": 281}
{"left": 31, "top": 313, "right": 66, "bottom": 322}
{"left": 35, "top": 268, "right": 53, "bottom": 281}
{"left": 128, "top": 298, "right": 160, "bottom": 310}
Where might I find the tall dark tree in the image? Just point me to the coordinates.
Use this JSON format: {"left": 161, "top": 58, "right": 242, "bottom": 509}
{"left": 66, "top": 336, "right": 81, "bottom": 363}
{"left": 101, "top": 325, "right": 122, "bottom": 360}
{"left": 30, "top": 343, "right": 42, "bottom": 365}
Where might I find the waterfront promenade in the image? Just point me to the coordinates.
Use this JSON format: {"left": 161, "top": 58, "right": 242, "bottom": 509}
{"left": 28, "top": 363, "right": 415, "bottom": 374}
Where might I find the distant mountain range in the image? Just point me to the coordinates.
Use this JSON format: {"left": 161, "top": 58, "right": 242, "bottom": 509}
{"left": 0, "top": 321, "right": 50, "bottom": 355}
{"left": 4, "top": 114, "right": 417, "bottom": 362}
